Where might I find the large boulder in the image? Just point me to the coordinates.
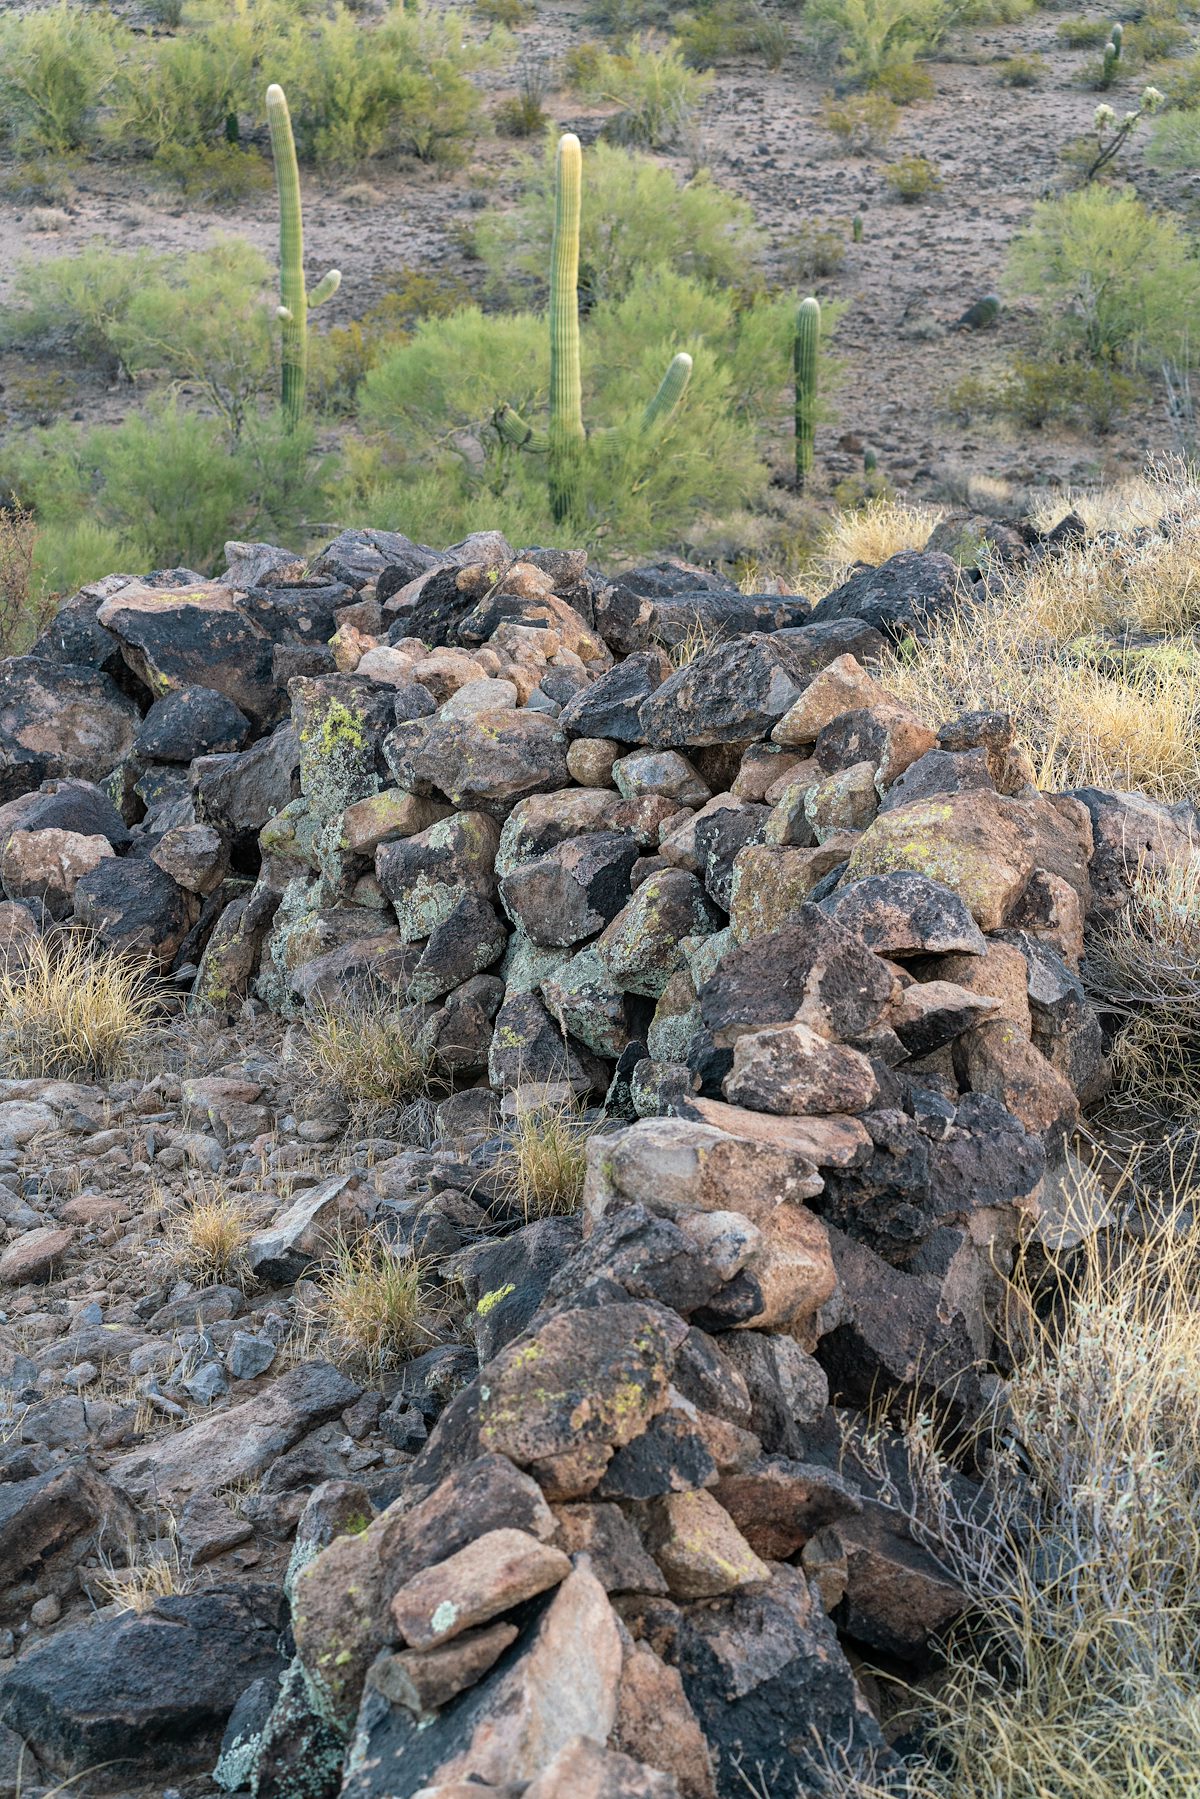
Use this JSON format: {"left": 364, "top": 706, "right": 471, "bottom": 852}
{"left": 0, "top": 660, "right": 139, "bottom": 803}
{"left": 96, "top": 582, "right": 281, "bottom": 727}
{"left": 808, "top": 549, "right": 965, "bottom": 642}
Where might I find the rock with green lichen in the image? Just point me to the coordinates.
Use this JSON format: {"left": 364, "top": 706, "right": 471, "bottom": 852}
{"left": 376, "top": 811, "right": 500, "bottom": 941}
{"left": 846, "top": 790, "right": 1035, "bottom": 931}
{"left": 290, "top": 677, "right": 394, "bottom": 822}
{"left": 385, "top": 709, "right": 571, "bottom": 815}
{"left": 595, "top": 869, "right": 722, "bottom": 999}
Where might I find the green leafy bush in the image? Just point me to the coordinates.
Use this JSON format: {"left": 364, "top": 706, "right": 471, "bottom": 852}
{"left": 810, "top": 0, "right": 946, "bottom": 84}
{"left": 998, "top": 52, "right": 1047, "bottom": 86}
{"left": 1007, "top": 186, "right": 1200, "bottom": 367}
{"left": 108, "top": 10, "right": 268, "bottom": 156}
{"left": 0, "top": 3, "right": 130, "bottom": 154}
{"left": 474, "top": 141, "right": 763, "bottom": 305}
{"left": 6, "top": 402, "right": 322, "bottom": 578}
{"left": 871, "top": 58, "right": 934, "bottom": 102}
{"left": 153, "top": 142, "right": 274, "bottom": 205}
{"left": 29, "top": 521, "right": 132, "bottom": 605}
{"left": 948, "top": 356, "right": 1142, "bottom": 431}
{"left": 567, "top": 36, "right": 713, "bottom": 146}
{"left": 309, "top": 269, "right": 472, "bottom": 414}
{"left": 273, "top": 3, "right": 504, "bottom": 168}
{"left": 342, "top": 268, "right": 831, "bottom": 552}
{"left": 1149, "top": 105, "right": 1200, "bottom": 167}
{"left": 784, "top": 221, "right": 848, "bottom": 282}
{"left": 1056, "top": 15, "right": 1113, "bottom": 48}
{"left": 1, "top": 243, "right": 276, "bottom": 431}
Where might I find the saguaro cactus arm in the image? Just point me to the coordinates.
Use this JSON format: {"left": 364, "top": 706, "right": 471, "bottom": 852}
{"left": 794, "top": 295, "right": 820, "bottom": 490}
{"left": 266, "top": 83, "right": 340, "bottom": 430}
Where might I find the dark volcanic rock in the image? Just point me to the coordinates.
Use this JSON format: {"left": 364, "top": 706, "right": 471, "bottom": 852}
{"left": 560, "top": 649, "right": 672, "bottom": 742}
{"left": 638, "top": 636, "right": 815, "bottom": 747}
{"left": 96, "top": 582, "right": 281, "bottom": 728}
{"left": 821, "top": 871, "right": 987, "bottom": 957}
{"left": 808, "top": 549, "right": 966, "bottom": 643}
{"left": 0, "top": 1586, "right": 284, "bottom": 1781}
{"left": 698, "top": 906, "right": 894, "bottom": 1047}
{"left": 73, "top": 856, "right": 192, "bottom": 969}
{"left": 134, "top": 686, "right": 251, "bottom": 763}
{"left": 0, "top": 659, "right": 140, "bottom": 803}
{"left": 674, "top": 1563, "right": 895, "bottom": 1799}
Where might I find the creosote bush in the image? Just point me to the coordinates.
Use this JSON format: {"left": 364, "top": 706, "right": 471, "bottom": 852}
{"left": 0, "top": 933, "right": 161, "bottom": 1083}
{"left": 0, "top": 3, "right": 128, "bottom": 155}
{"left": 567, "top": 36, "right": 713, "bottom": 147}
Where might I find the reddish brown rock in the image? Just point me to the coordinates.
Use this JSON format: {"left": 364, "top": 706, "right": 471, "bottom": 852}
{"left": 0, "top": 1226, "right": 72, "bottom": 1286}
{"left": 645, "top": 1491, "right": 769, "bottom": 1600}
{"left": 612, "top": 1640, "right": 716, "bottom": 1799}
{"left": 390, "top": 1530, "right": 572, "bottom": 1649}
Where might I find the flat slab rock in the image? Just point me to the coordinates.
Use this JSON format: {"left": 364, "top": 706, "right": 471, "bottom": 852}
{"left": 108, "top": 1361, "right": 360, "bottom": 1501}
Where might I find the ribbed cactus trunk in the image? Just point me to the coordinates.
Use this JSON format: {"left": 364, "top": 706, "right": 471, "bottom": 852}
{"left": 267, "top": 85, "right": 307, "bottom": 432}
{"left": 794, "top": 295, "right": 820, "bottom": 490}
{"left": 548, "top": 133, "right": 586, "bottom": 525}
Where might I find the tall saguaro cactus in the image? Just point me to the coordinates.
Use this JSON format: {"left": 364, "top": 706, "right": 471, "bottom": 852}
{"left": 495, "top": 133, "right": 693, "bottom": 529}
{"left": 548, "top": 133, "right": 587, "bottom": 524}
{"left": 266, "top": 83, "right": 341, "bottom": 431}
{"left": 794, "top": 295, "right": 821, "bottom": 490}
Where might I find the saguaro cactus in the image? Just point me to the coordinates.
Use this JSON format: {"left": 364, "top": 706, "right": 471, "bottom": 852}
{"left": 266, "top": 83, "right": 341, "bottom": 431}
{"left": 495, "top": 132, "right": 693, "bottom": 527}
{"left": 794, "top": 295, "right": 820, "bottom": 490}
{"left": 548, "top": 133, "right": 587, "bottom": 524}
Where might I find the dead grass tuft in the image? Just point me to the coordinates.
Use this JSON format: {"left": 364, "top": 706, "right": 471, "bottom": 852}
{"left": 318, "top": 1228, "right": 435, "bottom": 1377}
{"left": 0, "top": 931, "right": 162, "bottom": 1081}
{"left": 161, "top": 1182, "right": 256, "bottom": 1288}
{"left": 491, "top": 1097, "right": 596, "bottom": 1222}
{"left": 1086, "top": 854, "right": 1200, "bottom": 1143}
{"left": 299, "top": 995, "right": 436, "bottom": 1124}
{"left": 94, "top": 1519, "right": 190, "bottom": 1616}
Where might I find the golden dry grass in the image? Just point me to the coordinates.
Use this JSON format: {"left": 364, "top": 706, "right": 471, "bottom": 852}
{"left": 300, "top": 995, "right": 436, "bottom": 1123}
{"left": 161, "top": 1182, "right": 255, "bottom": 1287}
{"left": 831, "top": 1179, "right": 1200, "bottom": 1799}
{"left": 490, "top": 1097, "right": 596, "bottom": 1222}
{"left": 0, "top": 931, "right": 161, "bottom": 1080}
{"left": 318, "top": 1228, "right": 434, "bottom": 1376}
{"left": 884, "top": 588, "right": 1200, "bottom": 801}
{"left": 816, "top": 492, "right": 945, "bottom": 587}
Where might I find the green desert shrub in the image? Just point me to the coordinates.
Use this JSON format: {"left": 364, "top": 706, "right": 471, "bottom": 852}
{"left": 885, "top": 151, "right": 943, "bottom": 199}
{"left": 272, "top": 2, "right": 505, "bottom": 168}
{"left": 0, "top": 242, "right": 276, "bottom": 432}
{"left": 1055, "top": 14, "right": 1113, "bottom": 48}
{"left": 820, "top": 89, "right": 900, "bottom": 151}
{"left": 810, "top": 0, "right": 947, "bottom": 85}
{"left": 108, "top": 11, "right": 267, "bottom": 156}
{"left": 871, "top": 58, "right": 934, "bottom": 102}
{"left": 1007, "top": 186, "right": 1200, "bottom": 368}
{"left": 342, "top": 267, "right": 835, "bottom": 553}
{"left": 309, "top": 268, "right": 472, "bottom": 414}
{"left": 997, "top": 52, "right": 1047, "bottom": 86}
{"left": 6, "top": 402, "right": 321, "bottom": 581}
{"left": 0, "top": 3, "right": 130, "bottom": 154}
{"left": 567, "top": 36, "right": 712, "bottom": 146}
{"left": 475, "top": 140, "right": 763, "bottom": 305}
{"left": 153, "top": 142, "right": 274, "bottom": 206}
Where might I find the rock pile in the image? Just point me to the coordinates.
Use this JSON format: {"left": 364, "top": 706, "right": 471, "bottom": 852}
{"left": 0, "top": 516, "right": 1189, "bottom": 1798}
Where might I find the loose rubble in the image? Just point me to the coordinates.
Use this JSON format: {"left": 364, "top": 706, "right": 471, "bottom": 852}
{"left": 0, "top": 515, "right": 1177, "bottom": 1798}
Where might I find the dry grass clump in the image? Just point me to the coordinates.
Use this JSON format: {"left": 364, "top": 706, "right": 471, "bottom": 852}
{"left": 884, "top": 590, "right": 1200, "bottom": 800}
{"left": 1085, "top": 854, "right": 1200, "bottom": 1140}
{"left": 0, "top": 931, "right": 161, "bottom": 1081}
{"left": 299, "top": 995, "right": 436, "bottom": 1124}
{"left": 161, "top": 1182, "right": 256, "bottom": 1287}
{"left": 318, "top": 1228, "right": 434, "bottom": 1376}
{"left": 837, "top": 1184, "right": 1200, "bottom": 1799}
{"left": 94, "top": 1521, "right": 190, "bottom": 1616}
{"left": 491, "top": 1097, "right": 596, "bottom": 1222}
{"left": 816, "top": 493, "right": 944, "bottom": 588}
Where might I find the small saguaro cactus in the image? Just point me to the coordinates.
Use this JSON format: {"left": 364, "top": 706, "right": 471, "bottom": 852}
{"left": 495, "top": 132, "right": 693, "bottom": 527}
{"left": 266, "top": 83, "right": 341, "bottom": 431}
{"left": 794, "top": 295, "right": 820, "bottom": 490}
